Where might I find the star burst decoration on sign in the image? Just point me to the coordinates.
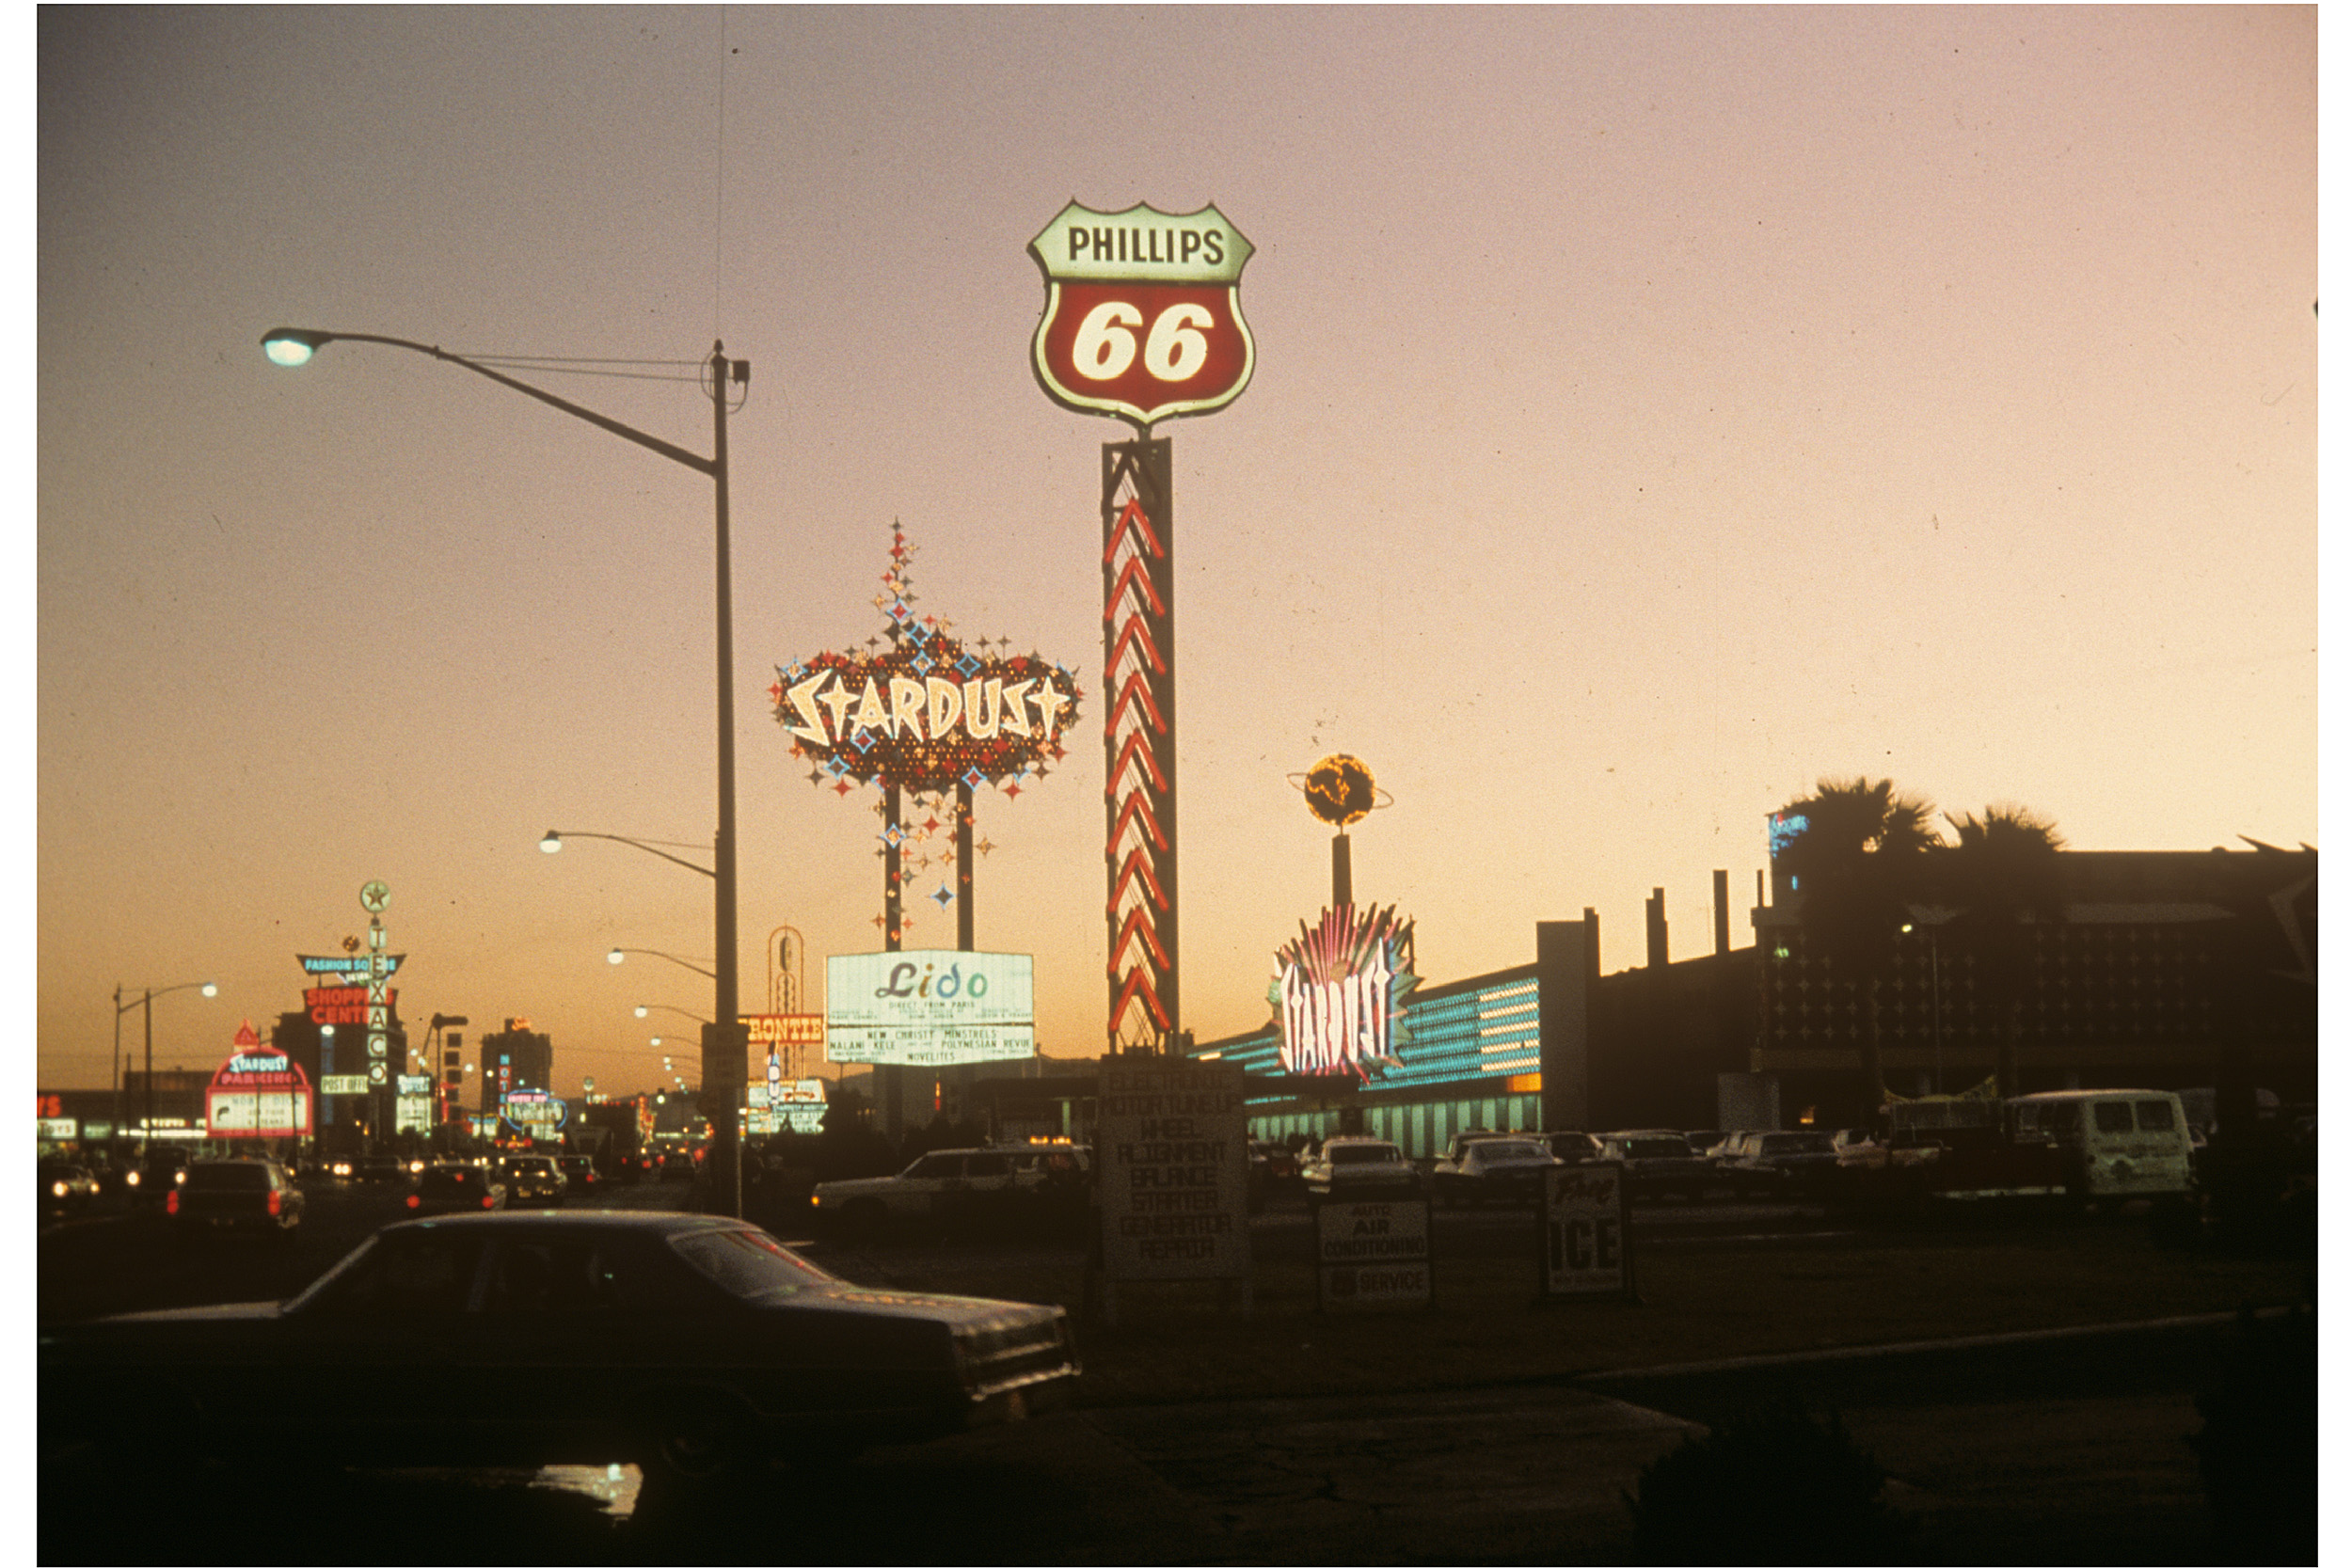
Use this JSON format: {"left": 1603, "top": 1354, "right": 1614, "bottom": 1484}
{"left": 772, "top": 524, "right": 1083, "bottom": 800}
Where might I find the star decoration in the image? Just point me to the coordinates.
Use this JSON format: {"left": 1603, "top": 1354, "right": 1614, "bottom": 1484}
{"left": 930, "top": 886, "right": 955, "bottom": 909}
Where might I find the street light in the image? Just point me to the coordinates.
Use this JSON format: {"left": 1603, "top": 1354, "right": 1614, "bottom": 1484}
{"left": 637, "top": 1004, "right": 712, "bottom": 1024}
{"left": 609, "top": 948, "right": 717, "bottom": 981}
{"left": 540, "top": 830, "right": 716, "bottom": 880}
{"left": 267, "top": 325, "right": 752, "bottom": 1218}
{"left": 113, "top": 982, "right": 217, "bottom": 1154}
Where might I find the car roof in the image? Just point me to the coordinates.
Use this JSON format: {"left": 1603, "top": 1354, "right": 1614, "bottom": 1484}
{"left": 383, "top": 1210, "right": 755, "bottom": 1237}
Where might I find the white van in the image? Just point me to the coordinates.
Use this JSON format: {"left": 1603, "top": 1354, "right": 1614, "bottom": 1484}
{"left": 2005, "top": 1089, "right": 2195, "bottom": 1203}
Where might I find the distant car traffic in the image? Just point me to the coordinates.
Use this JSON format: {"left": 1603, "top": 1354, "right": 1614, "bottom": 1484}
{"left": 405, "top": 1164, "right": 508, "bottom": 1216}
{"left": 1432, "top": 1137, "right": 1559, "bottom": 1207}
{"left": 355, "top": 1156, "right": 408, "bottom": 1186}
{"left": 557, "top": 1155, "right": 600, "bottom": 1197}
{"left": 39, "top": 1211, "right": 1082, "bottom": 1492}
{"left": 165, "top": 1158, "right": 305, "bottom": 1240}
{"left": 496, "top": 1155, "right": 566, "bottom": 1207}
{"left": 40, "top": 1162, "right": 101, "bottom": 1212}
{"left": 1300, "top": 1137, "right": 1422, "bottom": 1199}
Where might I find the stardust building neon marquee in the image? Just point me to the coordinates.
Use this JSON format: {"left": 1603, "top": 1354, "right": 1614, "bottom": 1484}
{"left": 1272, "top": 905, "right": 1420, "bottom": 1079}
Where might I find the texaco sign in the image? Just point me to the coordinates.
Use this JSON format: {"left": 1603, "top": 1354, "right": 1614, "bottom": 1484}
{"left": 1028, "top": 201, "right": 1256, "bottom": 429}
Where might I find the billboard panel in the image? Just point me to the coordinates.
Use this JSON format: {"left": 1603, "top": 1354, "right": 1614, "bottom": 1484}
{"left": 824, "top": 950, "right": 1035, "bottom": 1067}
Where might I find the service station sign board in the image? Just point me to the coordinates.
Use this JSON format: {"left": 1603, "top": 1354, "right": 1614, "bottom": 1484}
{"left": 1029, "top": 201, "right": 1255, "bottom": 428}
{"left": 1540, "top": 1163, "right": 1634, "bottom": 1300}
{"left": 1315, "top": 1198, "right": 1434, "bottom": 1311}
{"left": 1098, "top": 1059, "right": 1249, "bottom": 1282}
{"left": 825, "top": 951, "right": 1036, "bottom": 1067}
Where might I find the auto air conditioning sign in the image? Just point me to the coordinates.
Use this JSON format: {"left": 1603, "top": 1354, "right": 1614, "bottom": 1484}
{"left": 1029, "top": 201, "right": 1255, "bottom": 428}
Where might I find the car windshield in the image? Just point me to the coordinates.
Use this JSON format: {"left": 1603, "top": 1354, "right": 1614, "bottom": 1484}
{"left": 185, "top": 1164, "right": 272, "bottom": 1190}
{"left": 669, "top": 1226, "right": 842, "bottom": 1300}
{"left": 1328, "top": 1145, "right": 1400, "bottom": 1165}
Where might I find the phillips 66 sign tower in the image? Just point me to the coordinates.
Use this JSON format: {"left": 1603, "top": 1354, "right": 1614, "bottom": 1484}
{"left": 1029, "top": 201, "right": 1256, "bottom": 1053}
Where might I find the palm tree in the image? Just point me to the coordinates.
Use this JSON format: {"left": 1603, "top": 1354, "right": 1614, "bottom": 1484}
{"left": 1776, "top": 777, "right": 1942, "bottom": 1117}
{"left": 1934, "top": 806, "right": 2067, "bottom": 1100}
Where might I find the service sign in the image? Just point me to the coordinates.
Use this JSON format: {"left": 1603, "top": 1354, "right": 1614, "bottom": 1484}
{"left": 1540, "top": 1164, "right": 1633, "bottom": 1300}
{"left": 1029, "top": 201, "right": 1255, "bottom": 428}
{"left": 1098, "top": 1059, "right": 1249, "bottom": 1281}
{"left": 1316, "top": 1198, "right": 1433, "bottom": 1311}
{"left": 825, "top": 950, "right": 1036, "bottom": 1067}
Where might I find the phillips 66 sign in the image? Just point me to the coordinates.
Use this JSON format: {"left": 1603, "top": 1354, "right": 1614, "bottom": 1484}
{"left": 1028, "top": 201, "right": 1255, "bottom": 428}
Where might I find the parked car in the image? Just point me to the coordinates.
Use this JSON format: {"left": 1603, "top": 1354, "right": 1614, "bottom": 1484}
{"left": 1538, "top": 1130, "right": 1603, "bottom": 1165}
{"left": 405, "top": 1163, "right": 508, "bottom": 1216}
{"left": 39, "top": 1211, "right": 1082, "bottom": 1493}
{"left": 1594, "top": 1131, "right": 1715, "bottom": 1201}
{"left": 1681, "top": 1129, "right": 1725, "bottom": 1156}
{"left": 1717, "top": 1130, "right": 1843, "bottom": 1195}
{"left": 1299, "top": 1136, "right": 1422, "bottom": 1199}
{"left": 164, "top": 1158, "right": 305, "bottom": 1240}
{"left": 811, "top": 1148, "right": 1041, "bottom": 1239}
{"left": 1432, "top": 1137, "right": 1559, "bottom": 1207}
{"left": 497, "top": 1155, "right": 567, "bottom": 1207}
{"left": 2007, "top": 1089, "right": 2196, "bottom": 1204}
{"left": 658, "top": 1148, "right": 703, "bottom": 1184}
{"left": 40, "top": 1161, "right": 101, "bottom": 1212}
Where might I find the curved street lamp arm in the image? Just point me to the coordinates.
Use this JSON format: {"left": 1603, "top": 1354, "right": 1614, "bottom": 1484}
{"left": 545, "top": 830, "right": 716, "bottom": 879}
{"left": 261, "top": 329, "right": 718, "bottom": 478}
{"left": 114, "top": 980, "right": 216, "bottom": 1015}
{"left": 611, "top": 947, "right": 719, "bottom": 981}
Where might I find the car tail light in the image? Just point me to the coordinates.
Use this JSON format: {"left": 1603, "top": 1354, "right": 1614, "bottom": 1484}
{"left": 165, "top": 1190, "right": 179, "bottom": 1215}
{"left": 480, "top": 1195, "right": 495, "bottom": 1210}
{"left": 267, "top": 1189, "right": 282, "bottom": 1216}
{"left": 405, "top": 1194, "right": 421, "bottom": 1209}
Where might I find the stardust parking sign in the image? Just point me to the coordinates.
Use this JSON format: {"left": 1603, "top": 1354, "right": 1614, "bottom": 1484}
{"left": 1029, "top": 201, "right": 1255, "bottom": 428}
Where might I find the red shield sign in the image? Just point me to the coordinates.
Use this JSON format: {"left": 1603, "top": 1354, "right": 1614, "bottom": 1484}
{"left": 1029, "top": 201, "right": 1255, "bottom": 428}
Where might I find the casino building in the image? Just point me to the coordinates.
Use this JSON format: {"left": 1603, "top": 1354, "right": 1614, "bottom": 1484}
{"left": 1178, "top": 839, "right": 2316, "bottom": 1151}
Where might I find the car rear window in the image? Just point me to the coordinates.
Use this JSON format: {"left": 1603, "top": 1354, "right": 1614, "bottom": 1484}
{"left": 1760, "top": 1133, "right": 1833, "bottom": 1154}
{"left": 186, "top": 1164, "right": 272, "bottom": 1191}
{"left": 669, "top": 1226, "right": 841, "bottom": 1300}
{"left": 420, "top": 1168, "right": 481, "bottom": 1194}
{"left": 2136, "top": 1101, "right": 2176, "bottom": 1132}
{"left": 1626, "top": 1138, "right": 1689, "bottom": 1159}
{"left": 2093, "top": 1101, "right": 2136, "bottom": 1133}
{"left": 1328, "top": 1144, "right": 1401, "bottom": 1164}
{"left": 1475, "top": 1141, "right": 1547, "bottom": 1161}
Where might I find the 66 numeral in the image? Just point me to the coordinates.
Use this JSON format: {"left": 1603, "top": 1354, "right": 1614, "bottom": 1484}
{"left": 1072, "top": 302, "right": 1215, "bottom": 383}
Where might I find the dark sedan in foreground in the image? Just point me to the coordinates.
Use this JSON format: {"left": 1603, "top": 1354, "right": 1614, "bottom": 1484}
{"left": 40, "top": 1212, "right": 1080, "bottom": 1495}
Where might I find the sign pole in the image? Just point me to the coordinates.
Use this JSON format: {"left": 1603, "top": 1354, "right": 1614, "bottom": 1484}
{"left": 1103, "top": 435, "right": 1179, "bottom": 1053}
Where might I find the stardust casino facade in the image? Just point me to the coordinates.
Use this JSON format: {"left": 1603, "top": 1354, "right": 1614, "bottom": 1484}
{"left": 1170, "top": 833, "right": 2315, "bottom": 1152}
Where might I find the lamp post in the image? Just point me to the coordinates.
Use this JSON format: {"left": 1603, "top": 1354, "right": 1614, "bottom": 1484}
{"left": 637, "top": 1004, "right": 712, "bottom": 1024}
{"left": 113, "top": 981, "right": 217, "bottom": 1153}
{"left": 268, "top": 328, "right": 750, "bottom": 1218}
{"left": 608, "top": 947, "right": 718, "bottom": 981}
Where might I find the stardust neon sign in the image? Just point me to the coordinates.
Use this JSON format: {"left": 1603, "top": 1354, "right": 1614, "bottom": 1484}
{"left": 1273, "top": 905, "right": 1419, "bottom": 1079}
{"left": 775, "top": 636, "right": 1081, "bottom": 795}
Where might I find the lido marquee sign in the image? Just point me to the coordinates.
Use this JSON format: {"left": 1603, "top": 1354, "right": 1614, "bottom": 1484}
{"left": 1273, "top": 905, "right": 1419, "bottom": 1080}
{"left": 825, "top": 950, "right": 1037, "bottom": 1067}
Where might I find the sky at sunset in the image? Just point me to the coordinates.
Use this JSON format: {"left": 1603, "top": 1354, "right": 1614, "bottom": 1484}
{"left": 38, "top": 7, "right": 2316, "bottom": 1102}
